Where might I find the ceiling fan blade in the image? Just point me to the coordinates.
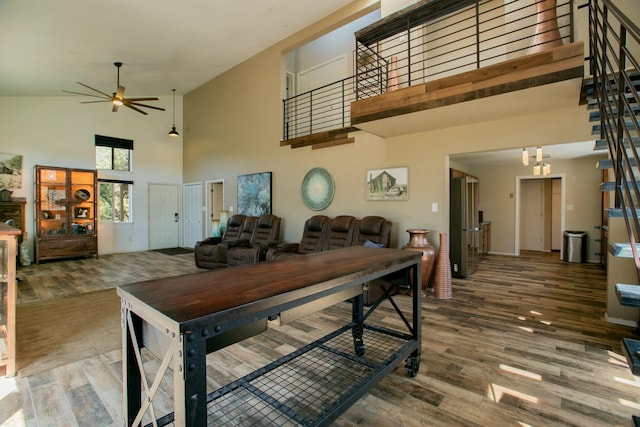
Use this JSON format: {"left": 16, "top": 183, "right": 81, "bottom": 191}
{"left": 80, "top": 100, "right": 112, "bottom": 104}
{"left": 115, "top": 85, "right": 125, "bottom": 100}
{"left": 76, "top": 82, "right": 114, "bottom": 99}
{"left": 112, "top": 103, "right": 120, "bottom": 112}
{"left": 62, "top": 90, "right": 110, "bottom": 100}
{"left": 127, "top": 102, "right": 165, "bottom": 111}
{"left": 124, "top": 104, "right": 148, "bottom": 115}
{"left": 125, "top": 97, "right": 159, "bottom": 102}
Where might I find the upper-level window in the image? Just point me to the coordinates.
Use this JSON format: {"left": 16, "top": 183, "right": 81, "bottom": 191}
{"left": 95, "top": 134, "right": 133, "bottom": 171}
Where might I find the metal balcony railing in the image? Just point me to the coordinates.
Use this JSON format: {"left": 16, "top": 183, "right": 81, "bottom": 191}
{"left": 588, "top": 0, "right": 640, "bottom": 274}
{"left": 283, "top": 0, "right": 574, "bottom": 141}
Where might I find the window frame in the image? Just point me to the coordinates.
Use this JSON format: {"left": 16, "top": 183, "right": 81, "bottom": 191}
{"left": 95, "top": 134, "right": 134, "bottom": 172}
{"left": 98, "top": 179, "right": 133, "bottom": 223}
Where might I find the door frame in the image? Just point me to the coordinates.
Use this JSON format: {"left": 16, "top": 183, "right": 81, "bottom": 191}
{"left": 205, "top": 179, "right": 225, "bottom": 237}
{"left": 514, "top": 173, "right": 566, "bottom": 259}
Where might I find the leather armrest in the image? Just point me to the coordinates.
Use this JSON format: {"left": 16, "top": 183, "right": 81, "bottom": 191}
{"left": 275, "top": 242, "right": 299, "bottom": 252}
{"left": 260, "top": 240, "right": 282, "bottom": 249}
{"left": 226, "top": 239, "right": 252, "bottom": 248}
{"left": 199, "top": 236, "right": 222, "bottom": 245}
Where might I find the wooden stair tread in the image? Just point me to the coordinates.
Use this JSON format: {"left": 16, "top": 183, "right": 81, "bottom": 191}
{"left": 615, "top": 283, "right": 640, "bottom": 307}
{"left": 621, "top": 338, "right": 640, "bottom": 376}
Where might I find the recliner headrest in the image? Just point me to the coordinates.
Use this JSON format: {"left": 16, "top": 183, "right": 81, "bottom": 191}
{"left": 307, "top": 215, "right": 327, "bottom": 232}
{"left": 228, "top": 215, "right": 244, "bottom": 227}
{"left": 331, "top": 216, "right": 353, "bottom": 232}
{"left": 258, "top": 215, "right": 275, "bottom": 228}
{"left": 359, "top": 216, "right": 384, "bottom": 234}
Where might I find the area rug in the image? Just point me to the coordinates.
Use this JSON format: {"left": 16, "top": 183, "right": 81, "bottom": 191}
{"left": 16, "top": 288, "right": 121, "bottom": 377}
{"left": 153, "top": 247, "right": 194, "bottom": 256}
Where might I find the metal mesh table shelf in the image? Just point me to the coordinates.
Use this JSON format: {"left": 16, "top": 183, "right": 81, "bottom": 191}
{"left": 205, "top": 324, "right": 416, "bottom": 426}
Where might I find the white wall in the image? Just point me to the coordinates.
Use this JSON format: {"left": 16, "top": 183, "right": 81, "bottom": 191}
{"left": 0, "top": 95, "right": 183, "bottom": 256}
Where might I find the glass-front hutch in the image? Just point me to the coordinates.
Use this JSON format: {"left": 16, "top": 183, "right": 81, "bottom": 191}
{"left": 35, "top": 165, "right": 98, "bottom": 263}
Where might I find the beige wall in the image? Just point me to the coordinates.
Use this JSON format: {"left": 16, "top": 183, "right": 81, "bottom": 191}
{"left": 183, "top": 0, "right": 601, "bottom": 253}
{"left": 466, "top": 156, "right": 605, "bottom": 260}
{"left": 0, "top": 95, "right": 184, "bottom": 255}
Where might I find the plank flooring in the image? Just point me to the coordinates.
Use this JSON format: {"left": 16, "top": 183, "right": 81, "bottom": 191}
{"left": 1, "top": 250, "right": 639, "bottom": 426}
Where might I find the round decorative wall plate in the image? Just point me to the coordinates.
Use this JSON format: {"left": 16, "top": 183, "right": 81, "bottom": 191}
{"left": 301, "top": 167, "right": 335, "bottom": 211}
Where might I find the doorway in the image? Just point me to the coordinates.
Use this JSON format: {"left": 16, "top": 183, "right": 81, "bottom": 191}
{"left": 148, "top": 184, "right": 179, "bottom": 250}
{"left": 205, "top": 180, "right": 225, "bottom": 237}
{"left": 516, "top": 175, "right": 565, "bottom": 257}
{"left": 183, "top": 182, "right": 203, "bottom": 248}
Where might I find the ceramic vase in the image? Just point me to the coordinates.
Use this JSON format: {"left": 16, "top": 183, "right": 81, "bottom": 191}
{"left": 387, "top": 55, "right": 399, "bottom": 92}
{"left": 434, "top": 232, "right": 452, "bottom": 300}
{"left": 528, "top": 0, "right": 563, "bottom": 54}
{"left": 401, "top": 229, "right": 436, "bottom": 297}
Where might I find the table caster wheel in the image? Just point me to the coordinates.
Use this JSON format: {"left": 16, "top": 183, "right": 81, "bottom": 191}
{"left": 405, "top": 356, "right": 420, "bottom": 377}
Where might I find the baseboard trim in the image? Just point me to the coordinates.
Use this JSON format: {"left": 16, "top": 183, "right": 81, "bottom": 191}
{"left": 605, "top": 313, "right": 638, "bottom": 327}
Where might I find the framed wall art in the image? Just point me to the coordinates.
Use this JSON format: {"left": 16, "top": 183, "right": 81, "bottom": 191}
{"left": 0, "top": 152, "right": 23, "bottom": 189}
{"left": 237, "top": 172, "right": 272, "bottom": 216}
{"left": 366, "top": 166, "right": 408, "bottom": 201}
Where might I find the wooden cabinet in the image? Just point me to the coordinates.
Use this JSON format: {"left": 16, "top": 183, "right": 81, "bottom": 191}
{"left": 0, "top": 200, "right": 26, "bottom": 244}
{"left": 0, "top": 224, "right": 20, "bottom": 376}
{"left": 34, "top": 165, "right": 97, "bottom": 263}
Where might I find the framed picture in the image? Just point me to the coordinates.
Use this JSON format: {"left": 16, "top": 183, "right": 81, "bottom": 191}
{"left": 74, "top": 207, "right": 90, "bottom": 218}
{"left": 0, "top": 152, "right": 23, "bottom": 189}
{"left": 237, "top": 172, "right": 272, "bottom": 216}
{"left": 366, "top": 166, "right": 409, "bottom": 201}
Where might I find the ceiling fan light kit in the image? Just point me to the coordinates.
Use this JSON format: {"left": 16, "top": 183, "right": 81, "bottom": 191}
{"left": 63, "top": 62, "right": 165, "bottom": 115}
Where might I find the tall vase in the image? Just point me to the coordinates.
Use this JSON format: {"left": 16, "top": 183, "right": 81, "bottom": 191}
{"left": 527, "top": 0, "right": 563, "bottom": 54}
{"left": 434, "top": 232, "right": 452, "bottom": 300}
{"left": 401, "top": 229, "right": 436, "bottom": 297}
{"left": 387, "top": 55, "right": 399, "bottom": 92}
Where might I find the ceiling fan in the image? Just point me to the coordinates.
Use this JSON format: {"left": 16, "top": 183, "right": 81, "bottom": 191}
{"left": 63, "top": 62, "right": 165, "bottom": 115}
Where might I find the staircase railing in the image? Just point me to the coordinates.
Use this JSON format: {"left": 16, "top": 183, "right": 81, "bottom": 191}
{"left": 283, "top": 0, "right": 574, "bottom": 141}
{"left": 588, "top": 0, "right": 640, "bottom": 274}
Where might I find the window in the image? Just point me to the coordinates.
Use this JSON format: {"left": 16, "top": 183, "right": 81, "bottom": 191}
{"left": 99, "top": 180, "right": 132, "bottom": 222}
{"left": 95, "top": 135, "right": 134, "bottom": 222}
{"left": 95, "top": 134, "right": 133, "bottom": 171}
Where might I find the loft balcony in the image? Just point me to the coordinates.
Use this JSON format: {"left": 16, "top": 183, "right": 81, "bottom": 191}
{"left": 351, "top": 41, "right": 584, "bottom": 137}
{"left": 282, "top": 0, "right": 581, "bottom": 148}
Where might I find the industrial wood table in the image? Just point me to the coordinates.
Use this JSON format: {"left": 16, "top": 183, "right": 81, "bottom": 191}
{"left": 118, "top": 246, "right": 422, "bottom": 426}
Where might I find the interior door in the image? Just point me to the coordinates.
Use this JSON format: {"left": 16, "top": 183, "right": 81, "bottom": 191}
{"left": 520, "top": 180, "right": 544, "bottom": 251}
{"left": 183, "top": 182, "right": 203, "bottom": 248}
{"left": 148, "top": 184, "right": 179, "bottom": 250}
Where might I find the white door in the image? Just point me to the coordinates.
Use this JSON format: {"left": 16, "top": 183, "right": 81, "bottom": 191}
{"left": 183, "top": 182, "right": 203, "bottom": 248}
{"left": 149, "top": 184, "right": 179, "bottom": 250}
{"left": 520, "top": 180, "right": 544, "bottom": 251}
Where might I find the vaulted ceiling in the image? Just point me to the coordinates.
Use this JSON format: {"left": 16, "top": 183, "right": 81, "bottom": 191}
{"left": 0, "top": 0, "right": 355, "bottom": 97}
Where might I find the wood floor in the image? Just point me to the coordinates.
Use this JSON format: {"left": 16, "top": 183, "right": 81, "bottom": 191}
{"left": 1, "top": 250, "right": 639, "bottom": 426}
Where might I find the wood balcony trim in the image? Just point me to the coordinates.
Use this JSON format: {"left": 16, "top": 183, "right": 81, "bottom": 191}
{"left": 351, "top": 42, "right": 584, "bottom": 125}
{"left": 282, "top": 126, "right": 358, "bottom": 149}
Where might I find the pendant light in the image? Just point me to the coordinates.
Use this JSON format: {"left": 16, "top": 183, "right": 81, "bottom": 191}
{"left": 168, "top": 89, "right": 180, "bottom": 137}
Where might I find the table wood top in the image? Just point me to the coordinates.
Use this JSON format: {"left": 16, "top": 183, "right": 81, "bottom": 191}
{"left": 118, "top": 246, "right": 419, "bottom": 331}
{"left": 0, "top": 223, "right": 21, "bottom": 236}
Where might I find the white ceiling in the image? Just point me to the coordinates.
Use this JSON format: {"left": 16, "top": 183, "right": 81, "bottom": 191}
{"left": 0, "top": 0, "right": 355, "bottom": 98}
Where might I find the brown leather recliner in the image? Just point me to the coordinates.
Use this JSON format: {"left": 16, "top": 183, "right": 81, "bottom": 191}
{"left": 323, "top": 215, "right": 357, "bottom": 250}
{"left": 349, "top": 216, "right": 394, "bottom": 305}
{"left": 226, "top": 214, "right": 282, "bottom": 266}
{"left": 351, "top": 215, "right": 392, "bottom": 247}
{"left": 266, "top": 215, "right": 331, "bottom": 260}
{"left": 194, "top": 214, "right": 250, "bottom": 269}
